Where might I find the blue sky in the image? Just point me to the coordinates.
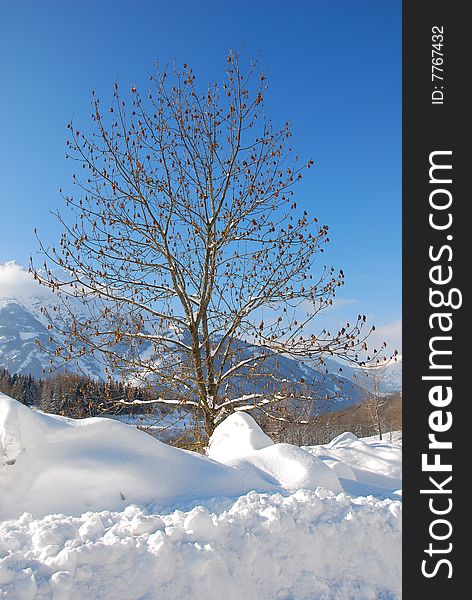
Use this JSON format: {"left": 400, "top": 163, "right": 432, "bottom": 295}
{"left": 0, "top": 0, "right": 401, "bottom": 351}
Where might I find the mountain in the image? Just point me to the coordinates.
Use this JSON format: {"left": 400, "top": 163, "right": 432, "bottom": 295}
{"left": 201, "top": 337, "right": 367, "bottom": 412}
{"left": 0, "top": 296, "right": 366, "bottom": 412}
{"left": 0, "top": 299, "right": 54, "bottom": 378}
{"left": 0, "top": 262, "right": 368, "bottom": 412}
{"left": 0, "top": 298, "right": 106, "bottom": 380}
{"left": 321, "top": 356, "right": 402, "bottom": 393}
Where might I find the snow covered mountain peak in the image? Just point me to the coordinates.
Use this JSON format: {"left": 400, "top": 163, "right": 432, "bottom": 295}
{"left": 0, "top": 261, "right": 51, "bottom": 305}
{"left": 0, "top": 262, "right": 106, "bottom": 379}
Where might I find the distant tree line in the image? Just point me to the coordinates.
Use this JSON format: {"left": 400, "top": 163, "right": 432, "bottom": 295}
{"left": 0, "top": 368, "right": 159, "bottom": 418}
{"left": 1, "top": 368, "right": 401, "bottom": 448}
{"left": 0, "top": 369, "right": 40, "bottom": 408}
{"left": 260, "top": 392, "right": 402, "bottom": 446}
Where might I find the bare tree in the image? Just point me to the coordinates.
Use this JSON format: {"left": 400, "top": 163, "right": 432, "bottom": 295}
{"left": 363, "top": 370, "right": 388, "bottom": 440}
{"left": 31, "top": 52, "right": 388, "bottom": 438}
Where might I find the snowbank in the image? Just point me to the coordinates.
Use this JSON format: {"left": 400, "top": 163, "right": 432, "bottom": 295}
{"left": 0, "top": 396, "right": 254, "bottom": 519}
{"left": 0, "top": 394, "right": 402, "bottom": 599}
{"left": 208, "top": 412, "right": 342, "bottom": 494}
{"left": 0, "top": 490, "right": 401, "bottom": 600}
{"left": 0, "top": 395, "right": 342, "bottom": 519}
{"left": 304, "top": 430, "right": 402, "bottom": 497}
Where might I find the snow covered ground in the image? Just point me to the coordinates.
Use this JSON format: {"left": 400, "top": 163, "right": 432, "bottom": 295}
{"left": 0, "top": 394, "right": 401, "bottom": 599}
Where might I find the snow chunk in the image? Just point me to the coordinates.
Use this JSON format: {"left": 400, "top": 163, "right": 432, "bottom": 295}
{"left": 207, "top": 412, "right": 274, "bottom": 462}
{"left": 79, "top": 514, "right": 106, "bottom": 541}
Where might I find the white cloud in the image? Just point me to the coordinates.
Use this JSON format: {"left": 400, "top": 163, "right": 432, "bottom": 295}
{"left": 329, "top": 297, "right": 358, "bottom": 310}
{"left": 0, "top": 261, "right": 51, "bottom": 300}
{"left": 367, "top": 319, "right": 402, "bottom": 355}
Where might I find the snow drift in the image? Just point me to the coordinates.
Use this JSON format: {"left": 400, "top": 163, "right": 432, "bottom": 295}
{"left": 208, "top": 412, "right": 342, "bottom": 493}
{"left": 0, "top": 394, "right": 402, "bottom": 599}
{"left": 207, "top": 411, "right": 274, "bottom": 460}
{"left": 304, "top": 430, "right": 402, "bottom": 497}
{"left": 0, "top": 395, "right": 341, "bottom": 520}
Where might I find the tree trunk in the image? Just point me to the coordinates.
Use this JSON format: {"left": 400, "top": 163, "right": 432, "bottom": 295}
{"left": 377, "top": 413, "right": 383, "bottom": 440}
{"left": 204, "top": 411, "right": 216, "bottom": 439}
